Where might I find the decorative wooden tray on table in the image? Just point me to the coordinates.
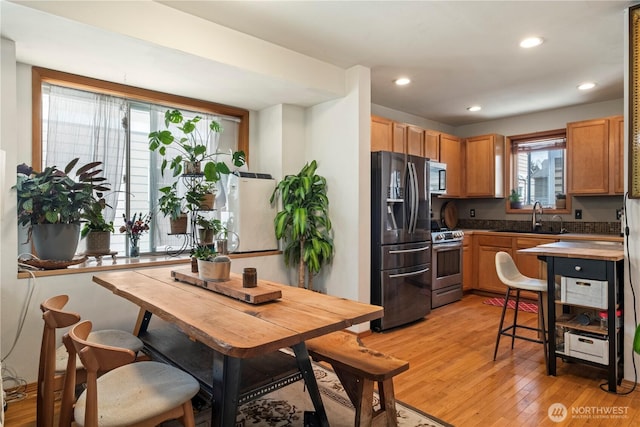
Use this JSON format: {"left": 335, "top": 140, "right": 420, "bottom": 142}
{"left": 171, "top": 269, "right": 282, "bottom": 304}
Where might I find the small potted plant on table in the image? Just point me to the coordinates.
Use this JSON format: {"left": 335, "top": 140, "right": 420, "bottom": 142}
{"left": 192, "top": 245, "right": 230, "bottom": 282}
{"left": 555, "top": 193, "right": 567, "bottom": 209}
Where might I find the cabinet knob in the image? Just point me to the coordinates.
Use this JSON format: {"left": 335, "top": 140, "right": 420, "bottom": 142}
{"left": 574, "top": 265, "right": 582, "bottom": 271}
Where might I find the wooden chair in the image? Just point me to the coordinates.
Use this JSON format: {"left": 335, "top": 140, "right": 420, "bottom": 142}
{"left": 306, "top": 331, "right": 409, "bottom": 427}
{"left": 37, "top": 295, "right": 144, "bottom": 427}
{"left": 60, "top": 320, "right": 199, "bottom": 427}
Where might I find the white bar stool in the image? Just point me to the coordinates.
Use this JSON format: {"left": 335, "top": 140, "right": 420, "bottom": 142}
{"left": 493, "top": 251, "right": 549, "bottom": 374}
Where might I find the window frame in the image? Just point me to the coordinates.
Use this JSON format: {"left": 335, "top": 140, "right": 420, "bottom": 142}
{"left": 31, "top": 67, "right": 250, "bottom": 170}
{"left": 505, "top": 128, "right": 570, "bottom": 214}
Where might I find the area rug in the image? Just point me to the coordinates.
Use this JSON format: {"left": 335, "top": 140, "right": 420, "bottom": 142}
{"left": 483, "top": 297, "right": 538, "bottom": 313}
{"left": 180, "top": 362, "right": 451, "bottom": 427}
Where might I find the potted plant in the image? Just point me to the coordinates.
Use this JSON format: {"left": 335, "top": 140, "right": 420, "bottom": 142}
{"left": 80, "top": 196, "right": 114, "bottom": 254}
{"left": 148, "top": 109, "right": 246, "bottom": 181}
{"left": 270, "top": 160, "right": 334, "bottom": 290}
{"left": 196, "top": 215, "right": 223, "bottom": 245}
{"left": 159, "top": 182, "right": 187, "bottom": 234}
{"left": 509, "top": 189, "right": 523, "bottom": 209}
{"left": 185, "top": 181, "right": 217, "bottom": 211}
{"left": 192, "top": 245, "right": 230, "bottom": 282}
{"left": 14, "top": 158, "right": 110, "bottom": 261}
{"left": 555, "top": 193, "right": 567, "bottom": 209}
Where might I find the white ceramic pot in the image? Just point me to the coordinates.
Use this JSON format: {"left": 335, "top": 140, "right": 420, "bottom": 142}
{"left": 197, "top": 258, "right": 231, "bottom": 282}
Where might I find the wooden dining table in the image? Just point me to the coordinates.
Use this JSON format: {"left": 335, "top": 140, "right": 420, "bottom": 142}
{"left": 92, "top": 266, "right": 383, "bottom": 426}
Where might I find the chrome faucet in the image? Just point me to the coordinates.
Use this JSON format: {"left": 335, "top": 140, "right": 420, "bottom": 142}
{"left": 532, "top": 201, "right": 543, "bottom": 231}
{"left": 551, "top": 214, "right": 565, "bottom": 234}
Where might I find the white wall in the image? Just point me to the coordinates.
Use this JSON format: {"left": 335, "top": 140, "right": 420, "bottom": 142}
{"left": 305, "top": 66, "right": 371, "bottom": 316}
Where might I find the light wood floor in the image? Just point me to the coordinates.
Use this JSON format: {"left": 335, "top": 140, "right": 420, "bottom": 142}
{"left": 5, "top": 294, "right": 640, "bottom": 426}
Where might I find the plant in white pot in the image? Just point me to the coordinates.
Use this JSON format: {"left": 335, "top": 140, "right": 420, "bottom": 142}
{"left": 14, "top": 158, "right": 110, "bottom": 260}
{"left": 192, "top": 245, "right": 230, "bottom": 282}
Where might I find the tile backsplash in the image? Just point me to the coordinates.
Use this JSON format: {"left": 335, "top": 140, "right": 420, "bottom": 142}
{"left": 458, "top": 219, "right": 622, "bottom": 236}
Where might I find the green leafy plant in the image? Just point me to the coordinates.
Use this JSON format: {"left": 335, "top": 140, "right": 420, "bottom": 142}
{"left": 509, "top": 189, "right": 521, "bottom": 203}
{"left": 80, "top": 197, "right": 114, "bottom": 238}
{"left": 148, "top": 109, "right": 245, "bottom": 181}
{"left": 196, "top": 215, "right": 224, "bottom": 233}
{"left": 15, "top": 158, "right": 110, "bottom": 227}
{"left": 270, "top": 160, "right": 334, "bottom": 290}
{"left": 185, "top": 181, "right": 217, "bottom": 211}
{"left": 191, "top": 245, "right": 217, "bottom": 261}
{"left": 158, "top": 182, "right": 185, "bottom": 220}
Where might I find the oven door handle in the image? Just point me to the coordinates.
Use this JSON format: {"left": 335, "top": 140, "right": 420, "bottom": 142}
{"left": 389, "top": 267, "right": 430, "bottom": 278}
{"left": 389, "top": 246, "right": 430, "bottom": 254}
{"left": 432, "top": 242, "right": 463, "bottom": 251}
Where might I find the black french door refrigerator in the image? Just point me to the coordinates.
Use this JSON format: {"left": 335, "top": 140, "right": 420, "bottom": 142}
{"left": 371, "top": 151, "right": 432, "bottom": 331}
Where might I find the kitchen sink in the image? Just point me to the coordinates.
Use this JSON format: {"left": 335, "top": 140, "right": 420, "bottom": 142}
{"left": 492, "top": 229, "right": 568, "bottom": 235}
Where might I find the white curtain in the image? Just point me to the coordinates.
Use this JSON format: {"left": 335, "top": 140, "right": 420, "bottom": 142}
{"left": 44, "top": 85, "right": 127, "bottom": 226}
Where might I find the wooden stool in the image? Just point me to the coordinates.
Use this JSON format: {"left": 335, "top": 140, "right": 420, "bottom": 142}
{"left": 306, "top": 331, "right": 409, "bottom": 427}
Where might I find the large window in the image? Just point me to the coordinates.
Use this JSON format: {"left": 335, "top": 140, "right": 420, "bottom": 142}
{"left": 508, "top": 129, "right": 567, "bottom": 210}
{"left": 32, "top": 67, "right": 249, "bottom": 256}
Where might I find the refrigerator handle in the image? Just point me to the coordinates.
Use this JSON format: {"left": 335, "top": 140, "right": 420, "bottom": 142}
{"left": 389, "top": 267, "right": 430, "bottom": 278}
{"left": 389, "top": 246, "right": 430, "bottom": 254}
{"left": 407, "top": 161, "right": 419, "bottom": 233}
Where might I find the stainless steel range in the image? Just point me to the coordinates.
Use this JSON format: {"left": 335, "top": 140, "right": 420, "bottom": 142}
{"left": 430, "top": 227, "right": 464, "bottom": 308}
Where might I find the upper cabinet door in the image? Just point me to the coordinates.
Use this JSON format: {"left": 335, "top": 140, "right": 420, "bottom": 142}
{"left": 371, "top": 115, "right": 393, "bottom": 152}
{"left": 392, "top": 122, "right": 407, "bottom": 154}
{"left": 567, "top": 118, "right": 610, "bottom": 194}
{"left": 425, "top": 130, "right": 440, "bottom": 160}
{"left": 464, "top": 134, "right": 505, "bottom": 198}
{"left": 407, "top": 126, "right": 424, "bottom": 157}
{"left": 439, "top": 133, "right": 463, "bottom": 197}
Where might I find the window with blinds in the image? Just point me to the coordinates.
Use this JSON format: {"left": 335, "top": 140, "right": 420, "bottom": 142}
{"left": 510, "top": 129, "right": 566, "bottom": 208}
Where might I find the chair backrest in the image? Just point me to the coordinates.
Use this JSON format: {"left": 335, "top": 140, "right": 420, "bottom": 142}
{"left": 38, "top": 295, "right": 81, "bottom": 427}
{"left": 62, "top": 321, "right": 137, "bottom": 427}
{"left": 494, "top": 251, "right": 525, "bottom": 287}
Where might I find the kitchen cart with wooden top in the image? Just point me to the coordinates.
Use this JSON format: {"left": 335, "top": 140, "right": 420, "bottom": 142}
{"left": 92, "top": 267, "right": 384, "bottom": 427}
{"left": 518, "top": 241, "right": 624, "bottom": 392}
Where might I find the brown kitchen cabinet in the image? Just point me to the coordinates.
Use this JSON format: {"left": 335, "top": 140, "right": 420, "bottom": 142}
{"left": 425, "top": 129, "right": 440, "bottom": 160}
{"left": 567, "top": 116, "right": 623, "bottom": 195}
{"left": 371, "top": 115, "right": 393, "bottom": 152}
{"left": 514, "top": 236, "right": 556, "bottom": 279}
{"left": 392, "top": 122, "right": 408, "bottom": 154}
{"left": 474, "top": 235, "right": 513, "bottom": 294}
{"left": 439, "top": 133, "right": 464, "bottom": 197}
{"left": 407, "top": 125, "right": 424, "bottom": 156}
{"left": 462, "top": 234, "right": 473, "bottom": 290}
{"left": 464, "top": 133, "right": 505, "bottom": 198}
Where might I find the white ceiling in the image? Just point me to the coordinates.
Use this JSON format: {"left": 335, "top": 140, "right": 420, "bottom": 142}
{"left": 2, "top": 1, "right": 635, "bottom": 127}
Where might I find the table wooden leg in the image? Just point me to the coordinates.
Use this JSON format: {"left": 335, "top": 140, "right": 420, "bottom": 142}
{"left": 212, "top": 351, "right": 242, "bottom": 427}
{"left": 292, "top": 342, "right": 330, "bottom": 427}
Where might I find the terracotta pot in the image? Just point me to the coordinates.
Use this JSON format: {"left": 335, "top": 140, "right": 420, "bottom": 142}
{"left": 184, "top": 161, "right": 201, "bottom": 174}
{"left": 170, "top": 214, "right": 188, "bottom": 234}
{"left": 198, "top": 228, "right": 214, "bottom": 245}
{"left": 199, "top": 193, "right": 216, "bottom": 210}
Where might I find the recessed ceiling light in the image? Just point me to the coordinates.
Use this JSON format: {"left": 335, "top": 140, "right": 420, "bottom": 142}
{"left": 577, "top": 82, "right": 597, "bottom": 90}
{"left": 519, "top": 37, "right": 544, "bottom": 48}
{"left": 394, "top": 77, "right": 411, "bottom": 86}
{"left": 467, "top": 105, "right": 482, "bottom": 112}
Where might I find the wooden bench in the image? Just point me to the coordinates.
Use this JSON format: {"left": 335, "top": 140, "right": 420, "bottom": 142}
{"left": 306, "top": 331, "right": 409, "bottom": 427}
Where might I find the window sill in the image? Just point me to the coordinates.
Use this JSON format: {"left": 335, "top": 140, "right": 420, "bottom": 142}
{"left": 17, "top": 250, "right": 282, "bottom": 279}
{"left": 506, "top": 207, "right": 571, "bottom": 215}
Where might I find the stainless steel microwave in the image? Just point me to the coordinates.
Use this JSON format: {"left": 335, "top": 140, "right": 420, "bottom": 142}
{"left": 429, "top": 161, "right": 447, "bottom": 195}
